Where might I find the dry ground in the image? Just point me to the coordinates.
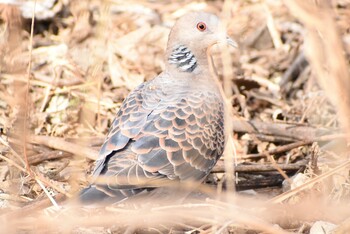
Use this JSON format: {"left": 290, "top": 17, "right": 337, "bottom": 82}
{"left": 0, "top": 0, "right": 350, "bottom": 233}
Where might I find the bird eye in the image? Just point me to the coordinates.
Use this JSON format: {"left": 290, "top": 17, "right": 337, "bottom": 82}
{"left": 196, "top": 22, "right": 207, "bottom": 31}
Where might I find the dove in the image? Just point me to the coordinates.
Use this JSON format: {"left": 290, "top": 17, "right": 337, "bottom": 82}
{"left": 79, "top": 11, "right": 237, "bottom": 204}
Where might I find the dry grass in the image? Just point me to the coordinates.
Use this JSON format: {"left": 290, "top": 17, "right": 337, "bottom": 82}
{"left": 0, "top": 0, "right": 350, "bottom": 233}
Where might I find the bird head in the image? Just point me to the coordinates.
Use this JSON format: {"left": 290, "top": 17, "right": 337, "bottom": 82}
{"left": 166, "top": 12, "right": 237, "bottom": 73}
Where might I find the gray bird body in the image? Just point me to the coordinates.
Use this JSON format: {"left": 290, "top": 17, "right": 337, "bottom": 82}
{"left": 80, "top": 12, "right": 233, "bottom": 204}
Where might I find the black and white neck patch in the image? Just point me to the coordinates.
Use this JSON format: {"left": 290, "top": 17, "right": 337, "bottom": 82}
{"left": 168, "top": 45, "right": 197, "bottom": 73}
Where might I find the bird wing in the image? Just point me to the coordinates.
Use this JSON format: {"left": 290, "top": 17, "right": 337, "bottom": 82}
{"left": 92, "top": 77, "right": 225, "bottom": 194}
{"left": 92, "top": 80, "right": 162, "bottom": 176}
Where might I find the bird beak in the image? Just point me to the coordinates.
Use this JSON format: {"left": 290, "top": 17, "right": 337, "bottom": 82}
{"left": 210, "top": 34, "right": 238, "bottom": 49}
{"left": 207, "top": 34, "right": 238, "bottom": 55}
{"left": 225, "top": 35, "right": 238, "bottom": 48}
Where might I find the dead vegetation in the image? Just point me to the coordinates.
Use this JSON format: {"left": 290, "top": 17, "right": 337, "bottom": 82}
{"left": 0, "top": 0, "right": 350, "bottom": 233}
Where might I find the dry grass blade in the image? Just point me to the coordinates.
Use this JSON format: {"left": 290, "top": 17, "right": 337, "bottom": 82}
{"left": 264, "top": 3, "right": 283, "bottom": 49}
{"left": 22, "top": 0, "right": 36, "bottom": 176}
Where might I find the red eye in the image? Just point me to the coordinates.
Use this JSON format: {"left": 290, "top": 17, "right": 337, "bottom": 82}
{"left": 196, "top": 22, "right": 207, "bottom": 31}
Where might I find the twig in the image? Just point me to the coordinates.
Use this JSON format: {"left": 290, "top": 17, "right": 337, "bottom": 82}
{"left": 252, "top": 134, "right": 296, "bottom": 143}
{"left": 30, "top": 135, "right": 98, "bottom": 160}
{"left": 266, "top": 152, "right": 292, "bottom": 184}
{"left": 264, "top": 3, "right": 283, "bottom": 49}
{"left": 0, "top": 135, "right": 26, "bottom": 165}
{"left": 36, "top": 178, "right": 60, "bottom": 209}
{"left": 28, "top": 150, "right": 72, "bottom": 165}
{"left": 239, "top": 140, "right": 313, "bottom": 159}
{"left": 232, "top": 118, "right": 332, "bottom": 141}
{"left": 39, "top": 85, "right": 52, "bottom": 112}
{"left": 235, "top": 173, "right": 285, "bottom": 190}
{"left": 213, "top": 161, "right": 305, "bottom": 173}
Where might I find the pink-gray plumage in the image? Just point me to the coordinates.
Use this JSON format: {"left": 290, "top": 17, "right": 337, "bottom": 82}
{"left": 80, "top": 12, "right": 237, "bottom": 204}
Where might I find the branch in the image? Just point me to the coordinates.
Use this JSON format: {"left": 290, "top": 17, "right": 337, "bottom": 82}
{"left": 29, "top": 135, "right": 98, "bottom": 160}
{"left": 232, "top": 118, "right": 333, "bottom": 141}
{"left": 212, "top": 161, "right": 305, "bottom": 173}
